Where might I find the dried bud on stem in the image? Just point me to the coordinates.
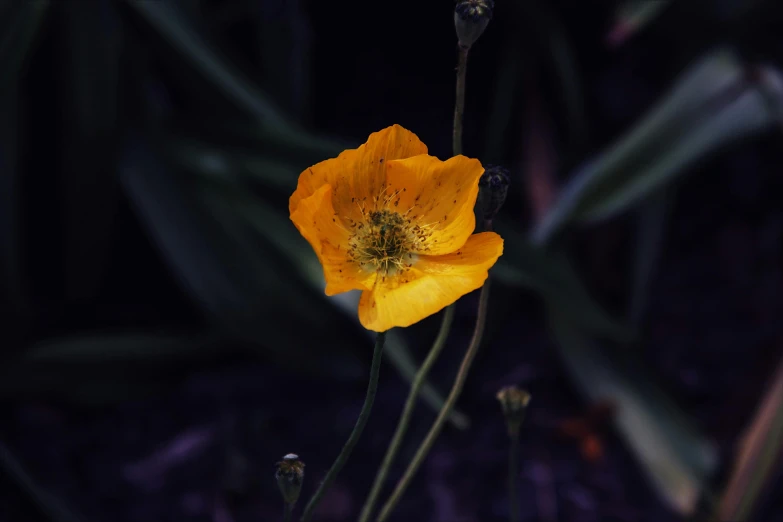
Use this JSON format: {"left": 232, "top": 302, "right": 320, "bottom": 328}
{"left": 496, "top": 386, "right": 531, "bottom": 438}
{"left": 479, "top": 165, "right": 510, "bottom": 225}
{"left": 454, "top": 0, "right": 494, "bottom": 49}
{"left": 275, "top": 453, "right": 305, "bottom": 506}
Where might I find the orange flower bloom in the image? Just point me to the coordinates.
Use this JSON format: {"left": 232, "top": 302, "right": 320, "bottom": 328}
{"left": 289, "top": 125, "right": 504, "bottom": 332}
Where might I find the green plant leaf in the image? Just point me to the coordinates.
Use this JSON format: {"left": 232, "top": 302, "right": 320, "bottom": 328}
{"left": 0, "top": 2, "right": 47, "bottom": 339}
{"left": 493, "top": 220, "right": 632, "bottom": 342}
{"left": 59, "top": 1, "right": 122, "bottom": 303}
{"left": 533, "top": 50, "right": 781, "bottom": 244}
{"left": 255, "top": 0, "right": 312, "bottom": 120}
{"left": 123, "top": 0, "right": 341, "bottom": 160}
{"left": 608, "top": 0, "right": 672, "bottom": 46}
{"left": 19, "top": 331, "right": 227, "bottom": 365}
{"left": 0, "top": 1, "right": 48, "bottom": 96}
{"left": 717, "top": 356, "right": 783, "bottom": 522}
{"left": 0, "top": 331, "right": 229, "bottom": 402}
{"left": 118, "top": 137, "right": 365, "bottom": 379}
{"left": 549, "top": 312, "right": 718, "bottom": 515}
{"left": 0, "top": 440, "right": 83, "bottom": 522}
{"left": 628, "top": 189, "right": 675, "bottom": 328}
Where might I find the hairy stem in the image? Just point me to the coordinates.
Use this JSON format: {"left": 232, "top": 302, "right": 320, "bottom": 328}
{"left": 508, "top": 435, "right": 520, "bottom": 522}
{"left": 357, "top": 306, "right": 455, "bottom": 522}
{"left": 300, "top": 332, "right": 387, "bottom": 522}
{"left": 452, "top": 46, "right": 469, "bottom": 156}
{"left": 376, "top": 228, "right": 494, "bottom": 521}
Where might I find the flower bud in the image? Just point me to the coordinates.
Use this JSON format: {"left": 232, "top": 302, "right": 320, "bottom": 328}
{"left": 496, "top": 386, "right": 531, "bottom": 438}
{"left": 479, "top": 165, "right": 510, "bottom": 223}
{"left": 454, "top": 0, "right": 494, "bottom": 49}
{"left": 275, "top": 453, "right": 305, "bottom": 505}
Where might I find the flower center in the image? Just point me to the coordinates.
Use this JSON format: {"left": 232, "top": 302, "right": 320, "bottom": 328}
{"left": 348, "top": 209, "right": 425, "bottom": 276}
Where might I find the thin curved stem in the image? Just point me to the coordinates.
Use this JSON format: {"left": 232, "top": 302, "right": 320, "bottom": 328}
{"left": 508, "top": 435, "right": 520, "bottom": 522}
{"left": 357, "top": 305, "right": 456, "bottom": 522}
{"left": 283, "top": 502, "right": 293, "bottom": 522}
{"left": 300, "top": 332, "right": 387, "bottom": 522}
{"left": 376, "top": 250, "right": 494, "bottom": 522}
{"left": 452, "top": 46, "right": 469, "bottom": 156}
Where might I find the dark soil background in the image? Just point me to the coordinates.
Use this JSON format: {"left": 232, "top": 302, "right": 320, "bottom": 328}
{"left": 1, "top": 1, "right": 783, "bottom": 522}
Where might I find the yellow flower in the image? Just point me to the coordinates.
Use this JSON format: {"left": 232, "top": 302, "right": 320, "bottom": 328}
{"left": 289, "top": 125, "right": 504, "bottom": 332}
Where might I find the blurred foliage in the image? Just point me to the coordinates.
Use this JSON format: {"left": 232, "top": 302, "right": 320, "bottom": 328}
{"left": 716, "top": 356, "right": 783, "bottom": 521}
{"left": 1, "top": 0, "right": 782, "bottom": 520}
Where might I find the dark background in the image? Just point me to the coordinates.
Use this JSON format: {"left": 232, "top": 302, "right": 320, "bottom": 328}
{"left": 1, "top": 0, "right": 783, "bottom": 521}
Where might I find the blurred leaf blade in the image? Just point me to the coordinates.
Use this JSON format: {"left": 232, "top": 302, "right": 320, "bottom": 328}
{"left": 0, "top": 440, "right": 83, "bottom": 522}
{"left": 124, "top": 0, "right": 286, "bottom": 125}
{"left": 629, "top": 189, "right": 674, "bottom": 327}
{"left": 118, "top": 136, "right": 364, "bottom": 379}
{"left": 0, "top": 1, "right": 48, "bottom": 329}
{"left": 20, "top": 331, "right": 226, "bottom": 365}
{"left": 0, "top": 1, "right": 48, "bottom": 95}
{"left": 580, "top": 79, "right": 777, "bottom": 223}
{"left": 531, "top": 50, "right": 780, "bottom": 244}
{"left": 494, "top": 220, "right": 632, "bottom": 342}
{"left": 60, "top": 0, "right": 122, "bottom": 302}
{"left": 717, "top": 356, "right": 783, "bottom": 521}
{"left": 0, "top": 331, "right": 229, "bottom": 403}
{"left": 123, "top": 0, "right": 342, "bottom": 160}
{"left": 549, "top": 312, "right": 718, "bottom": 515}
{"left": 607, "top": 0, "right": 672, "bottom": 47}
{"left": 255, "top": 0, "right": 312, "bottom": 120}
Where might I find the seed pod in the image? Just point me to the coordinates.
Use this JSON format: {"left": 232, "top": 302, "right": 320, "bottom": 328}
{"left": 275, "top": 453, "right": 305, "bottom": 505}
{"left": 454, "top": 0, "right": 494, "bottom": 49}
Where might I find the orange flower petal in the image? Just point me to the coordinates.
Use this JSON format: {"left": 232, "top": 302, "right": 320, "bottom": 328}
{"left": 290, "top": 184, "right": 376, "bottom": 295}
{"left": 289, "top": 125, "right": 428, "bottom": 225}
{"left": 385, "top": 155, "right": 483, "bottom": 255}
{"left": 357, "top": 232, "right": 503, "bottom": 331}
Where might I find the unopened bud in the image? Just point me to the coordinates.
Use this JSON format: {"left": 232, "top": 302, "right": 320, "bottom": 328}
{"left": 479, "top": 165, "right": 510, "bottom": 223}
{"left": 275, "top": 453, "right": 305, "bottom": 505}
{"left": 454, "top": 0, "right": 494, "bottom": 49}
{"left": 496, "top": 386, "right": 531, "bottom": 438}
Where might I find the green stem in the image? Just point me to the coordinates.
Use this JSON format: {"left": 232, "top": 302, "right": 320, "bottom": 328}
{"left": 376, "top": 245, "right": 494, "bottom": 522}
{"left": 300, "top": 332, "right": 387, "bottom": 522}
{"left": 508, "top": 435, "right": 520, "bottom": 522}
{"left": 357, "top": 306, "right": 456, "bottom": 522}
{"left": 283, "top": 502, "right": 293, "bottom": 522}
{"left": 452, "top": 46, "right": 469, "bottom": 156}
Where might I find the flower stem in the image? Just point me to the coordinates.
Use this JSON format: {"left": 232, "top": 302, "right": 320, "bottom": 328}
{"left": 376, "top": 241, "right": 494, "bottom": 522}
{"left": 452, "top": 46, "right": 469, "bottom": 156}
{"left": 508, "top": 435, "right": 520, "bottom": 522}
{"left": 283, "top": 502, "right": 293, "bottom": 522}
{"left": 300, "top": 331, "right": 387, "bottom": 522}
{"left": 357, "top": 306, "right": 456, "bottom": 522}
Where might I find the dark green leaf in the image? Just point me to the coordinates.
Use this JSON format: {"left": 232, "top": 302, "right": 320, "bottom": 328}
{"left": 0, "top": 331, "right": 226, "bottom": 403}
{"left": 123, "top": 0, "right": 287, "bottom": 125}
{"left": 0, "top": 1, "right": 48, "bottom": 97}
{"left": 255, "top": 0, "right": 312, "bottom": 120}
{"left": 493, "top": 220, "right": 632, "bottom": 342}
{"left": 118, "top": 137, "right": 364, "bottom": 379}
{"left": 608, "top": 0, "right": 672, "bottom": 46}
{"left": 0, "top": 440, "right": 83, "bottom": 522}
{"left": 60, "top": 1, "right": 122, "bottom": 302}
{"left": 549, "top": 312, "right": 718, "bottom": 515}
{"left": 717, "top": 357, "right": 783, "bottom": 522}
{"left": 482, "top": 34, "right": 524, "bottom": 163}
{"left": 629, "top": 189, "right": 675, "bottom": 328}
{"left": 19, "top": 331, "right": 225, "bottom": 365}
{"left": 0, "top": 2, "right": 47, "bottom": 335}
{"left": 533, "top": 51, "right": 781, "bottom": 243}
